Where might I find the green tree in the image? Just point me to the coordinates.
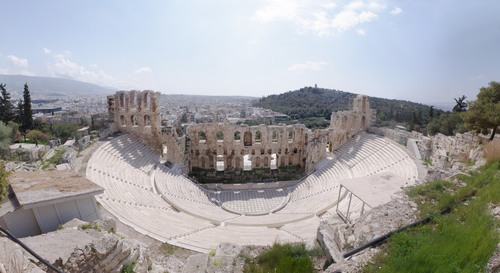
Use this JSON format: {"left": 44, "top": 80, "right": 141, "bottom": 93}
{"left": 461, "top": 81, "right": 500, "bottom": 140}
{"left": 453, "top": 95, "right": 468, "bottom": 112}
{"left": 26, "top": 130, "right": 50, "bottom": 143}
{"left": 427, "top": 111, "right": 465, "bottom": 136}
{"left": 0, "top": 83, "right": 14, "bottom": 124}
{"left": 0, "top": 122, "right": 13, "bottom": 159}
{"left": 51, "top": 122, "right": 77, "bottom": 143}
{"left": 21, "top": 83, "right": 33, "bottom": 132}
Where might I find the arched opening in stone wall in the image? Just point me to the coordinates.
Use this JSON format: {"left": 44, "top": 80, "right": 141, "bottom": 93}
{"left": 216, "top": 131, "right": 224, "bottom": 142}
{"left": 288, "top": 131, "right": 294, "bottom": 143}
{"left": 120, "top": 115, "right": 126, "bottom": 126}
{"left": 361, "top": 116, "right": 366, "bottom": 128}
{"left": 144, "top": 115, "right": 151, "bottom": 126}
{"left": 270, "top": 153, "right": 277, "bottom": 169}
{"left": 162, "top": 144, "right": 168, "bottom": 158}
{"left": 263, "top": 157, "right": 269, "bottom": 167}
{"left": 199, "top": 132, "right": 206, "bottom": 143}
{"left": 272, "top": 131, "right": 278, "bottom": 142}
{"left": 244, "top": 132, "right": 252, "bottom": 146}
{"left": 243, "top": 154, "right": 252, "bottom": 171}
{"left": 200, "top": 157, "right": 206, "bottom": 168}
{"left": 131, "top": 115, "right": 138, "bottom": 126}
{"left": 326, "top": 142, "right": 332, "bottom": 153}
{"left": 130, "top": 93, "right": 136, "bottom": 109}
{"left": 216, "top": 155, "right": 224, "bottom": 171}
{"left": 255, "top": 131, "right": 262, "bottom": 143}
{"left": 234, "top": 131, "right": 241, "bottom": 142}
{"left": 144, "top": 93, "right": 150, "bottom": 110}
{"left": 255, "top": 156, "right": 261, "bottom": 168}
{"left": 119, "top": 93, "right": 125, "bottom": 108}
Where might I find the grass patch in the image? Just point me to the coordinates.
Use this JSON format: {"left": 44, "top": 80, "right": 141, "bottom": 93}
{"left": 80, "top": 223, "right": 101, "bottom": 231}
{"left": 362, "top": 162, "right": 500, "bottom": 273}
{"left": 243, "top": 243, "right": 317, "bottom": 273}
{"left": 120, "top": 262, "right": 135, "bottom": 273}
{"left": 41, "top": 148, "right": 65, "bottom": 169}
{"left": 159, "top": 243, "right": 181, "bottom": 255}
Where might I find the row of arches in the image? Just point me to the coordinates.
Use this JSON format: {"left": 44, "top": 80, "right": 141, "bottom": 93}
{"left": 196, "top": 153, "right": 284, "bottom": 171}
{"left": 198, "top": 130, "right": 295, "bottom": 146}
{"left": 118, "top": 91, "right": 152, "bottom": 111}
{"left": 120, "top": 114, "right": 151, "bottom": 127}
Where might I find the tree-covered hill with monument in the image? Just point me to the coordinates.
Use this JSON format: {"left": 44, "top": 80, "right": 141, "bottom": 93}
{"left": 253, "top": 86, "right": 442, "bottom": 130}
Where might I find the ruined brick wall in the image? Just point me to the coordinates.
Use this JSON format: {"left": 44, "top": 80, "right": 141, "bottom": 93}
{"left": 107, "top": 90, "right": 162, "bottom": 153}
{"left": 370, "top": 127, "right": 485, "bottom": 170}
{"left": 327, "top": 95, "right": 374, "bottom": 152}
{"left": 184, "top": 120, "right": 308, "bottom": 172}
{"left": 107, "top": 92, "right": 375, "bottom": 177}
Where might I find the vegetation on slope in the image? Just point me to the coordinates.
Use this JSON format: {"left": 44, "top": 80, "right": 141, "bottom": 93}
{"left": 243, "top": 243, "right": 321, "bottom": 273}
{"left": 0, "top": 161, "right": 9, "bottom": 201}
{"left": 253, "top": 86, "right": 441, "bottom": 130}
{"left": 362, "top": 162, "right": 500, "bottom": 273}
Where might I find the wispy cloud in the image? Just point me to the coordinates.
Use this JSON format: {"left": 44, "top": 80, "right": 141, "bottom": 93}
{"left": 254, "top": 0, "right": 386, "bottom": 36}
{"left": 390, "top": 7, "right": 402, "bottom": 15}
{"left": 7, "top": 55, "right": 29, "bottom": 68}
{"left": 6, "top": 54, "right": 33, "bottom": 75}
{"left": 134, "top": 67, "right": 152, "bottom": 75}
{"left": 48, "top": 52, "right": 120, "bottom": 87}
{"left": 43, "top": 47, "right": 52, "bottom": 54}
{"left": 288, "top": 61, "right": 327, "bottom": 72}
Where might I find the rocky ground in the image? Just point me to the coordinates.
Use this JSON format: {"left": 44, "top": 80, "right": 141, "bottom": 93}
{"left": 320, "top": 192, "right": 419, "bottom": 273}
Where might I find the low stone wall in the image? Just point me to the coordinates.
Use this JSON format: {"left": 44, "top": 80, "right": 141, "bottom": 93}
{"left": 370, "top": 127, "right": 485, "bottom": 170}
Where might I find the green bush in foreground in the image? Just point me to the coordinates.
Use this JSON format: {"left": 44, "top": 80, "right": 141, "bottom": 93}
{"left": 363, "top": 162, "right": 500, "bottom": 273}
{"left": 244, "top": 243, "right": 316, "bottom": 273}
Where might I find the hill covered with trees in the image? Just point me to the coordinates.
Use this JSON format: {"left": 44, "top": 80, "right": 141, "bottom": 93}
{"left": 253, "top": 86, "right": 441, "bottom": 130}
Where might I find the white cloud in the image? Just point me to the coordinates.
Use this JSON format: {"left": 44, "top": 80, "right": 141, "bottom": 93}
{"left": 134, "top": 67, "right": 152, "bottom": 75}
{"left": 288, "top": 61, "right": 326, "bottom": 72}
{"left": 390, "top": 7, "right": 402, "bottom": 15}
{"left": 7, "top": 55, "right": 29, "bottom": 68}
{"left": 254, "top": 0, "right": 386, "bottom": 36}
{"left": 48, "top": 53, "right": 119, "bottom": 87}
{"left": 43, "top": 47, "right": 51, "bottom": 54}
{"left": 356, "top": 28, "right": 366, "bottom": 36}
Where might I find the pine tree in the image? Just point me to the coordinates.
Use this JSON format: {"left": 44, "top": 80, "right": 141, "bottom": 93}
{"left": 0, "top": 83, "right": 14, "bottom": 124}
{"left": 461, "top": 81, "right": 500, "bottom": 140}
{"left": 21, "top": 83, "right": 33, "bottom": 132}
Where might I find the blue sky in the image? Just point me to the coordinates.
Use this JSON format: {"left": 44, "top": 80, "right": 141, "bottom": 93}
{"left": 1, "top": 0, "right": 499, "bottom": 104}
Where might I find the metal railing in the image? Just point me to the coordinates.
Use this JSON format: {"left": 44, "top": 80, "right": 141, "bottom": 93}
{"left": 336, "top": 184, "right": 372, "bottom": 224}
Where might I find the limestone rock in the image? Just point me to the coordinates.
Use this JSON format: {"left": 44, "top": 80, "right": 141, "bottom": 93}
{"left": 0, "top": 238, "right": 45, "bottom": 273}
{"left": 320, "top": 192, "right": 418, "bottom": 273}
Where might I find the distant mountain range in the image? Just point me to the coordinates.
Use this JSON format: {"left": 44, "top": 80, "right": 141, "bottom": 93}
{"left": 0, "top": 74, "right": 115, "bottom": 98}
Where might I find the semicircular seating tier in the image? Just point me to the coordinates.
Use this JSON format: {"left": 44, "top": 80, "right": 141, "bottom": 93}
{"left": 86, "top": 132, "right": 418, "bottom": 253}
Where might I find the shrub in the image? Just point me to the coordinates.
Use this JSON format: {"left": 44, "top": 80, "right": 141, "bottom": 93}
{"left": 484, "top": 139, "right": 500, "bottom": 163}
{"left": 120, "top": 262, "right": 135, "bottom": 273}
{"left": 244, "top": 243, "right": 314, "bottom": 273}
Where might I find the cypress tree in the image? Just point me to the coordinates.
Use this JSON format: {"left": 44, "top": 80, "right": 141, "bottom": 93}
{"left": 22, "top": 83, "right": 33, "bottom": 132}
{"left": 0, "top": 84, "right": 14, "bottom": 124}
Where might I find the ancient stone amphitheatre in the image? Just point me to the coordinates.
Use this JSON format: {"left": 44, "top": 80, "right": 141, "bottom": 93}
{"left": 86, "top": 131, "right": 419, "bottom": 253}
